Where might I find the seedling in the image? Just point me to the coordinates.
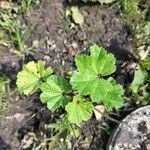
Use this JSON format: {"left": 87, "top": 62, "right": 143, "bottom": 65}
{"left": 0, "top": 12, "right": 16, "bottom": 32}
{"left": 17, "top": 44, "right": 124, "bottom": 126}
{"left": 0, "top": 12, "right": 36, "bottom": 57}
{"left": 20, "top": 0, "right": 34, "bottom": 14}
{"left": 11, "top": 21, "right": 35, "bottom": 57}
{"left": 129, "top": 59, "right": 150, "bottom": 105}
{"left": 119, "top": 0, "right": 140, "bottom": 15}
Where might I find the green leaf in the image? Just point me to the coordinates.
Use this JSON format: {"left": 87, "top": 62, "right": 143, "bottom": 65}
{"left": 130, "top": 67, "right": 147, "bottom": 93}
{"left": 90, "top": 44, "right": 116, "bottom": 75}
{"left": 71, "top": 44, "right": 116, "bottom": 93}
{"left": 65, "top": 95, "right": 93, "bottom": 124}
{"left": 142, "top": 57, "right": 150, "bottom": 70}
{"left": 36, "top": 61, "right": 53, "bottom": 78}
{"left": 47, "top": 116, "right": 81, "bottom": 137}
{"left": 70, "top": 70, "right": 97, "bottom": 95}
{"left": 104, "top": 84, "right": 124, "bottom": 110}
{"left": 40, "top": 75, "right": 72, "bottom": 111}
{"left": 71, "top": 44, "right": 124, "bottom": 110}
{"left": 90, "top": 44, "right": 107, "bottom": 59}
{"left": 71, "top": 44, "right": 116, "bottom": 95}
{"left": 46, "top": 116, "right": 71, "bottom": 132}
{"left": 90, "top": 79, "right": 111, "bottom": 102}
{"left": 16, "top": 61, "right": 53, "bottom": 95}
{"left": 120, "top": 0, "right": 140, "bottom": 15}
{"left": 75, "top": 55, "right": 91, "bottom": 72}
{"left": 90, "top": 79, "right": 124, "bottom": 110}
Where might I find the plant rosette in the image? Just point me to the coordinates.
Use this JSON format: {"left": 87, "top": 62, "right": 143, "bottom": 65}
{"left": 16, "top": 44, "right": 124, "bottom": 126}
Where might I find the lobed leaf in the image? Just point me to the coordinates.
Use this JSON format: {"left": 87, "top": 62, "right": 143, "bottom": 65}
{"left": 90, "top": 79, "right": 110, "bottom": 102}
{"left": 65, "top": 95, "right": 93, "bottom": 124}
{"left": 90, "top": 44, "right": 116, "bottom": 75}
{"left": 71, "top": 44, "right": 124, "bottom": 110}
{"left": 70, "top": 70, "right": 97, "bottom": 95}
{"left": 90, "top": 79, "right": 124, "bottom": 110}
{"left": 16, "top": 61, "right": 53, "bottom": 95}
{"left": 103, "top": 84, "right": 124, "bottom": 110}
{"left": 40, "top": 75, "right": 72, "bottom": 111}
{"left": 75, "top": 55, "right": 91, "bottom": 72}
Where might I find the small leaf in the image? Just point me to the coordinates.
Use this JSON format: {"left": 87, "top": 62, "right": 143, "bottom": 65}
{"left": 130, "top": 67, "right": 146, "bottom": 93}
{"left": 70, "top": 6, "right": 84, "bottom": 26}
{"left": 40, "top": 75, "right": 72, "bottom": 111}
{"left": 36, "top": 60, "right": 53, "bottom": 78}
{"left": 46, "top": 116, "right": 71, "bottom": 132}
{"left": 65, "top": 95, "right": 93, "bottom": 124}
{"left": 16, "top": 61, "right": 53, "bottom": 95}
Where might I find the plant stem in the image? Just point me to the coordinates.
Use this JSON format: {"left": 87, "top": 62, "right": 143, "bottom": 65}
{"left": 70, "top": 124, "right": 77, "bottom": 138}
{"left": 48, "top": 131, "right": 65, "bottom": 150}
{"left": 15, "top": 24, "right": 24, "bottom": 54}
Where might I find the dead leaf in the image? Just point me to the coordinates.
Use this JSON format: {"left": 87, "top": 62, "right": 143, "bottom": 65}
{"left": 93, "top": 105, "right": 105, "bottom": 121}
{"left": 0, "top": 1, "right": 12, "bottom": 10}
{"left": 70, "top": 6, "right": 84, "bottom": 26}
{"left": 21, "top": 132, "right": 37, "bottom": 149}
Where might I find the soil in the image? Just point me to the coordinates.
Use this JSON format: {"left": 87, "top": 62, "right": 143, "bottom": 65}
{"left": 0, "top": 0, "right": 139, "bottom": 150}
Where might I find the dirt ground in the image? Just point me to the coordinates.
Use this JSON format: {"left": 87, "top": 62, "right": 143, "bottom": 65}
{"left": 0, "top": 0, "right": 140, "bottom": 149}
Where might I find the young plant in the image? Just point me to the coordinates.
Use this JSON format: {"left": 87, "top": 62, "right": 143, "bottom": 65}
{"left": 0, "top": 12, "right": 34, "bottom": 56}
{"left": 20, "top": 0, "right": 34, "bottom": 14}
{"left": 16, "top": 44, "right": 124, "bottom": 125}
{"left": 129, "top": 57, "right": 150, "bottom": 105}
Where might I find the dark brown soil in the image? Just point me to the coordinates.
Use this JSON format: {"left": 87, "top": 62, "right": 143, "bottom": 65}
{"left": 0, "top": 0, "right": 137, "bottom": 149}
